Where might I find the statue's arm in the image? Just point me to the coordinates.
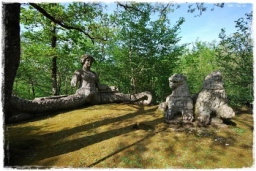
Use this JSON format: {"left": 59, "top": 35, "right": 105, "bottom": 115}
{"left": 71, "top": 70, "right": 81, "bottom": 87}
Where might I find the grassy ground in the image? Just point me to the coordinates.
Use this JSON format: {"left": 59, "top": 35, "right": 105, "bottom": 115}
{"left": 4, "top": 103, "right": 254, "bottom": 169}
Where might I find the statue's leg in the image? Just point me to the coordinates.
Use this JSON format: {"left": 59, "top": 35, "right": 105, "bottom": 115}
{"left": 158, "top": 102, "right": 167, "bottom": 112}
{"left": 164, "top": 108, "right": 176, "bottom": 121}
{"left": 197, "top": 110, "right": 211, "bottom": 126}
{"left": 216, "top": 105, "right": 235, "bottom": 119}
{"left": 195, "top": 100, "right": 212, "bottom": 126}
{"left": 182, "top": 109, "right": 194, "bottom": 122}
{"left": 182, "top": 99, "right": 194, "bottom": 122}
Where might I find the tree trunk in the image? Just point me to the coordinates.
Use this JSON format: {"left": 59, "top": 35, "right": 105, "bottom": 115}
{"left": 52, "top": 56, "right": 58, "bottom": 95}
{"left": 30, "top": 79, "right": 35, "bottom": 99}
{"left": 129, "top": 32, "right": 136, "bottom": 94}
{"left": 51, "top": 25, "right": 58, "bottom": 95}
{"left": 2, "top": 3, "right": 21, "bottom": 120}
{"left": 2, "top": 3, "right": 20, "bottom": 166}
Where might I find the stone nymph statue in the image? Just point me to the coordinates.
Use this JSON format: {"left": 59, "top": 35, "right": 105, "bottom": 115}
{"left": 70, "top": 54, "right": 120, "bottom": 101}
{"left": 8, "top": 54, "right": 152, "bottom": 122}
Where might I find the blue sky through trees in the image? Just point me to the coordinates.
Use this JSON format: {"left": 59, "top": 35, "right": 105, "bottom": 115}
{"left": 169, "top": 2, "right": 253, "bottom": 46}
{"left": 102, "top": 1, "right": 253, "bottom": 48}
{"left": 19, "top": 0, "right": 253, "bottom": 48}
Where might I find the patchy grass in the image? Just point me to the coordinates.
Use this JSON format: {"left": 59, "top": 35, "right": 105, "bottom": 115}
{"left": 4, "top": 103, "right": 254, "bottom": 169}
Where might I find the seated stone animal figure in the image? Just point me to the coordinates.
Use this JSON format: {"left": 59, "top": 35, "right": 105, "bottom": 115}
{"left": 194, "top": 71, "right": 235, "bottom": 126}
{"left": 159, "top": 74, "right": 194, "bottom": 124}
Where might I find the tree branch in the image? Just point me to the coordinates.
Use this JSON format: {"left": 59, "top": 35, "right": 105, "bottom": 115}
{"left": 116, "top": 2, "right": 145, "bottom": 14}
{"left": 160, "top": 3, "right": 170, "bottom": 15}
{"left": 29, "top": 3, "right": 97, "bottom": 44}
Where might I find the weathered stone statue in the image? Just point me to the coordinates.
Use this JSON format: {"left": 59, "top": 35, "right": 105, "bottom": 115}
{"left": 70, "top": 54, "right": 120, "bottom": 102}
{"left": 194, "top": 71, "right": 235, "bottom": 126}
{"left": 9, "top": 54, "right": 152, "bottom": 122}
{"left": 159, "top": 74, "right": 194, "bottom": 124}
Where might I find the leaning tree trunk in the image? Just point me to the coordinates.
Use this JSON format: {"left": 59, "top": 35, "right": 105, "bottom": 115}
{"left": 2, "top": 3, "right": 21, "bottom": 121}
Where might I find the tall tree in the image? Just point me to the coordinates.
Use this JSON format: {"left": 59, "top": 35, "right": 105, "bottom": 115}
{"left": 216, "top": 12, "right": 253, "bottom": 105}
{"left": 17, "top": 2, "right": 108, "bottom": 98}
{"left": 2, "top": 2, "right": 225, "bottom": 117}
{"left": 106, "top": 2, "right": 186, "bottom": 102}
{"left": 2, "top": 3, "right": 21, "bottom": 120}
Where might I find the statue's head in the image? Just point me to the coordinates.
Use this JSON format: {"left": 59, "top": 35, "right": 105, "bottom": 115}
{"left": 80, "top": 54, "right": 95, "bottom": 65}
{"left": 168, "top": 74, "right": 187, "bottom": 90}
{"left": 203, "top": 71, "right": 224, "bottom": 90}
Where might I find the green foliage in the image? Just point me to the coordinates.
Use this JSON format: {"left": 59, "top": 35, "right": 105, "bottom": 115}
{"left": 16, "top": 3, "right": 106, "bottom": 98}
{"left": 104, "top": 3, "right": 186, "bottom": 102}
{"left": 216, "top": 12, "right": 253, "bottom": 106}
{"left": 15, "top": 3, "right": 252, "bottom": 106}
{"left": 175, "top": 41, "right": 219, "bottom": 95}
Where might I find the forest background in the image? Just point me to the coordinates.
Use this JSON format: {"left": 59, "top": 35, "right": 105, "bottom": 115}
{"left": 13, "top": 1, "right": 253, "bottom": 106}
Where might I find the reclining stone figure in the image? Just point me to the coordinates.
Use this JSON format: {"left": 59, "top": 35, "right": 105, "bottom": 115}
{"left": 194, "top": 71, "right": 235, "bottom": 126}
{"left": 159, "top": 74, "right": 194, "bottom": 124}
{"left": 9, "top": 54, "right": 152, "bottom": 122}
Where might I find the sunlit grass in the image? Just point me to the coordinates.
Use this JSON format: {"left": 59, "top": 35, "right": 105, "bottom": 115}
{"left": 4, "top": 103, "right": 254, "bottom": 168}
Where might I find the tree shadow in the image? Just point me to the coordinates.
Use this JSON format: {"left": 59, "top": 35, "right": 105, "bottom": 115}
{"left": 8, "top": 103, "right": 150, "bottom": 125}
{"left": 87, "top": 117, "right": 167, "bottom": 168}
{"left": 5, "top": 104, "right": 253, "bottom": 168}
{"left": 5, "top": 104, "right": 159, "bottom": 166}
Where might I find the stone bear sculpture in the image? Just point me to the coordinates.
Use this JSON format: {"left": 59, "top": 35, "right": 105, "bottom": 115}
{"left": 194, "top": 71, "right": 235, "bottom": 126}
{"left": 159, "top": 74, "right": 194, "bottom": 124}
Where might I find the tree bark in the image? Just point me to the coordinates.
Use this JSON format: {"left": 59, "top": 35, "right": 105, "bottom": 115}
{"left": 2, "top": 3, "right": 21, "bottom": 121}
{"left": 51, "top": 25, "right": 58, "bottom": 95}
{"left": 2, "top": 3, "right": 20, "bottom": 166}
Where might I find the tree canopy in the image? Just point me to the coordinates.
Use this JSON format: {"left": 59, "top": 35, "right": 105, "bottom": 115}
{"left": 6, "top": 2, "right": 254, "bottom": 107}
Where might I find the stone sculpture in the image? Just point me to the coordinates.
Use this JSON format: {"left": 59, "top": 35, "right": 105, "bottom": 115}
{"left": 194, "top": 71, "right": 235, "bottom": 126}
{"left": 9, "top": 54, "right": 152, "bottom": 122}
{"left": 159, "top": 74, "right": 194, "bottom": 124}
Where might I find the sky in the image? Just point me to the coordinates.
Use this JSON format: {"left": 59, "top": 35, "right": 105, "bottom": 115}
{"left": 14, "top": 0, "right": 253, "bottom": 49}
{"left": 15, "top": 0, "right": 253, "bottom": 47}
{"left": 102, "top": 1, "right": 253, "bottom": 47}
{"left": 168, "top": 2, "right": 253, "bottom": 46}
